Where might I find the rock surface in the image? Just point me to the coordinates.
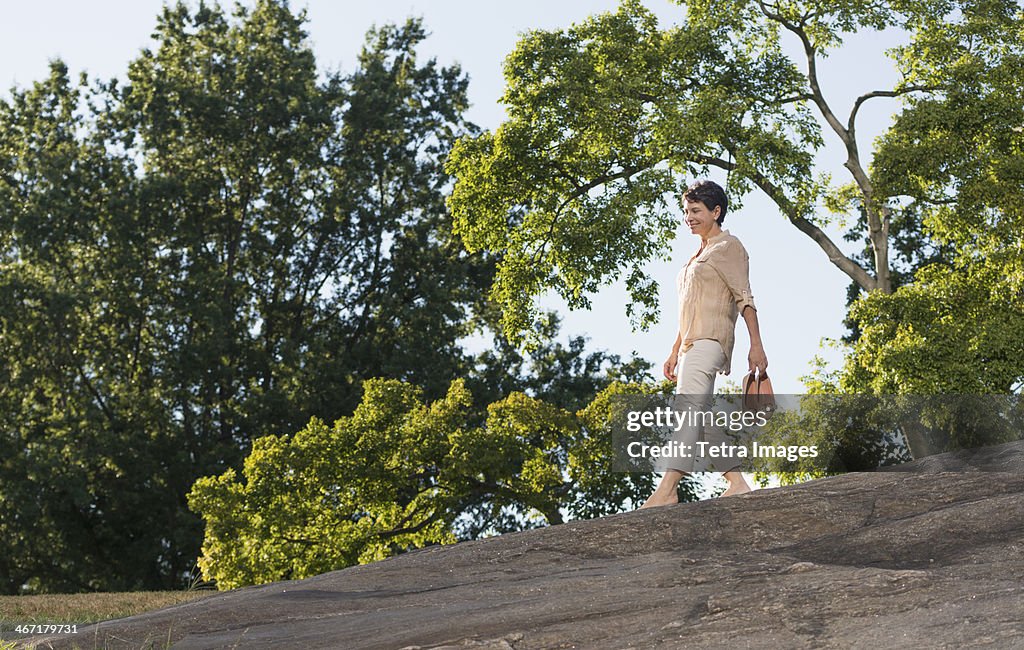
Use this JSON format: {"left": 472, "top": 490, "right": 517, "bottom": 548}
{"left": 21, "top": 441, "right": 1024, "bottom": 649}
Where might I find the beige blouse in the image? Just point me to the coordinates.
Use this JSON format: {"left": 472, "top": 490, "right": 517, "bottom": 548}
{"left": 676, "top": 229, "right": 756, "bottom": 375}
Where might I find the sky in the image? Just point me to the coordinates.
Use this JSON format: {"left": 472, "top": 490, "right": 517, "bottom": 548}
{"left": 0, "top": 0, "right": 913, "bottom": 394}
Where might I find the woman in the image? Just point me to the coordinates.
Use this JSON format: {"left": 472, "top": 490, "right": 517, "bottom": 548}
{"left": 640, "top": 180, "right": 768, "bottom": 508}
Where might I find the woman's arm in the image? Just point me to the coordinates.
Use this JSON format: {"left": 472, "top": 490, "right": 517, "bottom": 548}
{"left": 741, "top": 305, "right": 768, "bottom": 374}
{"left": 664, "top": 332, "right": 682, "bottom": 381}
{"left": 709, "top": 239, "right": 765, "bottom": 374}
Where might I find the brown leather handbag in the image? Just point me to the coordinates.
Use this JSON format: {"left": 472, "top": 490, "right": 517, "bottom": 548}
{"left": 742, "top": 369, "right": 776, "bottom": 416}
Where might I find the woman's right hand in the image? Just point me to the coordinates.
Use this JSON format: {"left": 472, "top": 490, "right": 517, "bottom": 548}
{"left": 663, "top": 351, "right": 679, "bottom": 382}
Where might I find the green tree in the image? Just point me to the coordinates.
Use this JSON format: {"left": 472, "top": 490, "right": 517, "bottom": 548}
{"left": 445, "top": 0, "right": 1024, "bottom": 349}
{"left": 117, "top": 4, "right": 489, "bottom": 435}
{"left": 0, "top": 1, "right": 652, "bottom": 594}
{"left": 0, "top": 1, "right": 495, "bottom": 594}
{"left": 0, "top": 63, "right": 167, "bottom": 593}
{"left": 836, "top": 0, "right": 1024, "bottom": 394}
{"left": 188, "top": 377, "right": 667, "bottom": 589}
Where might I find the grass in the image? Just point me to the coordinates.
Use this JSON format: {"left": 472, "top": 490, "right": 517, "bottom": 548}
{"left": 0, "top": 590, "right": 215, "bottom": 630}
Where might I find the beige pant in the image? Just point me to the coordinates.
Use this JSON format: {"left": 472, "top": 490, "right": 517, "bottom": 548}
{"left": 665, "top": 339, "right": 734, "bottom": 473}
{"left": 675, "top": 339, "right": 726, "bottom": 395}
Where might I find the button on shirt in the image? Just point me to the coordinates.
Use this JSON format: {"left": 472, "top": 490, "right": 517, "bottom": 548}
{"left": 676, "top": 229, "right": 756, "bottom": 375}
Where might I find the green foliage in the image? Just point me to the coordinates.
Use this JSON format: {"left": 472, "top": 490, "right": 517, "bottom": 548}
{"left": 835, "top": 0, "right": 1024, "bottom": 394}
{"left": 188, "top": 379, "right": 463, "bottom": 588}
{"left": 840, "top": 263, "right": 1024, "bottom": 394}
{"left": 0, "top": 62, "right": 192, "bottom": 594}
{"left": 0, "top": 2, "right": 654, "bottom": 593}
{"left": 445, "top": 0, "right": 1024, "bottom": 405}
{"left": 799, "top": 6, "right": 1024, "bottom": 451}
{"left": 188, "top": 377, "right": 663, "bottom": 589}
{"left": 0, "top": 1, "right": 578, "bottom": 594}
{"left": 445, "top": 0, "right": 833, "bottom": 344}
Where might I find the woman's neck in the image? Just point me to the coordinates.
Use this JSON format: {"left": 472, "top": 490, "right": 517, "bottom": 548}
{"left": 700, "top": 225, "right": 723, "bottom": 245}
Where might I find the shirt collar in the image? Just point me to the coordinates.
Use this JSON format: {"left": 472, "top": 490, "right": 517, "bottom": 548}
{"left": 692, "top": 229, "right": 729, "bottom": 261}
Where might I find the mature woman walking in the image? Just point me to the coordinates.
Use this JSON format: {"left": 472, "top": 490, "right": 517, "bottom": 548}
{"left": 640, "top": 180, "right": 768, "bottom": 508}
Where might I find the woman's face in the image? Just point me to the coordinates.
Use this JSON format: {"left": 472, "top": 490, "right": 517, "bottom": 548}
{"left": 683, "top": 199, "right": 721, "bottom": 237}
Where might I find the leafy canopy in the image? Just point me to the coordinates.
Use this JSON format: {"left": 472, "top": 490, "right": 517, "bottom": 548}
{"left": 188, "top": 378, "right": 668, "bottom": 589}
{"left": 830, "top": 0, "right": 1024, "bottom": 394}
{"left": 446, "top": 0, "right": 1023, "bottom": 356}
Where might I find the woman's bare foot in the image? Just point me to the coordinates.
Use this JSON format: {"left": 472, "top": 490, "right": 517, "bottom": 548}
{"left": 721, "top": 470, "right": 751, "bottom": 497}
{"left": 639, "top": 489, "right": 679, "bottom": 509}
{"left": 639, "top": 469, "right": 686, "bottom": 509}
{"left": 721, "top": 483, "right": 751, "bottom": 497}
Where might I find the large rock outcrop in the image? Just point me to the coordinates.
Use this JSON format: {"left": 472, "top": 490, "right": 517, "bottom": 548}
{"left": 22, "top": 441, "right": 1024, "bottom": 649}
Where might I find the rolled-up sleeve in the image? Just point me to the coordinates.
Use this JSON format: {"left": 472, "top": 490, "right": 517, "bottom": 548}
{"left": 708, "top": 241, "right": 756, "bottom": 314}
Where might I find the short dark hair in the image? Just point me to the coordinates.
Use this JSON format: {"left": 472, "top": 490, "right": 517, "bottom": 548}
{"left": 684, "top": 180, "right": 728, "bottom": 225}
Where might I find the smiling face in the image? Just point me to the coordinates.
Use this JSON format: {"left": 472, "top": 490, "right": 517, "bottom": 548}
{"left": 683, "top": 198, "right": 722, "bottom": 239}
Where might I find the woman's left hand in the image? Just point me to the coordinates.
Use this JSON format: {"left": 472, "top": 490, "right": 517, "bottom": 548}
{"left": 748, "top": 343, "right": 768, "bottom": 375}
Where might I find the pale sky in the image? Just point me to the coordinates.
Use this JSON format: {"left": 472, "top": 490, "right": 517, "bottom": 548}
{"left": 0, "top": 0, "right": 912, "bottom": 394}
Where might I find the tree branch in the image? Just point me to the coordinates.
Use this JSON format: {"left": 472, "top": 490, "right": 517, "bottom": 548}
{"left": 696, "top": 153, "right": 878, "bottom": 292}
{"left": 530, "top": 163, "right": 650, "bottom": 264}
{"left": 757, "top": 0, "right": 891, "bottom": 292}
{"left": 556, "top": 164, "right": 647, "bottom": 213}
{"left": 787, "top": 16, "right": 852, "bottom": 146}
{"left": 779, "top": 93, "right": 815, "bottom": 105}
{"left": 848, "top": 86, "right": 934, "bottom": 135}
{"left": 378, "top": 509, "right": 444, "bottom": 540}
{"left": 917, "top": 194, "right": 958, "bottom": 206}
